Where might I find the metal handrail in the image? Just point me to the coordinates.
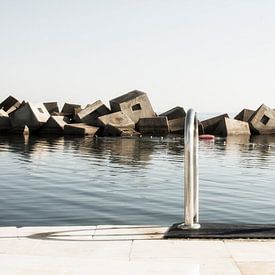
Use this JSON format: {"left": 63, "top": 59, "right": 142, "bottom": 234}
{"left": 178, "top": 109, "right": 201, "bottom": 230}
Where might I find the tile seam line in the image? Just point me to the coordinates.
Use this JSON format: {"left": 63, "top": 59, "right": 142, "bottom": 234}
{"left": 234, "top": 261, "right": 248, "bottom": 275}
{"left": 128, "top": 240, "right": 134, "bottom": 261}
{"left": 223, "top": 240, "right": 243, "bottom": 275}
{"left": 92, "top": 225, "right": 98, "bottom": 239}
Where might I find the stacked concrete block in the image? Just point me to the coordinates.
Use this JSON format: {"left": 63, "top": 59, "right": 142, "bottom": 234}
{"left": 0, "top": 96, "right": 21, "bottom": 114}
{"left": 0, "top": 109, "right": 12, "bottom": 132}
{"left": 64, "top": 123, "right": 99, "bottom": 136}
{"left": 160, "top": 106, "right": 186, "bottom": 134}
{"left": 136, "top": 117, "right": 169, "bottom": 136}
{"left": 43, "top": 102, "right": 59, "bottom": 115}
{"left": 10, "top": 103, "right": 50, "bottom": 132}
{"left": 109, "top": 90, "right": 156, "bottom": 124}
{"left": 199, "top": 113, "right": 229, "bottom": 135}
{"left": 97, "top": 111, "right": 135, "bottom": 129}
{"left": 234, "top": 109, "right": 255, "bottom": 122}
{"left": 214, "top": 117, "right": 250, "bottom": 137}
{"left": 248, "top": 104, "right": 275, "bottom": 135}
{"left": 103, "top": 124, "right": 140, "bottom": 137}
{"left": 3, "top": 92, "right": 275, "bottom": 138}
{"left": 40, "top": 116, "right": 70, "bottom": 135}
{"left": 10, "top": 125, "right": 29, "bottom": 135}
{"left": 74, "top": 100, "right": 111, "bottom": 125}
{"left": 61, "top": 103, "right": 81, "bottom": 118}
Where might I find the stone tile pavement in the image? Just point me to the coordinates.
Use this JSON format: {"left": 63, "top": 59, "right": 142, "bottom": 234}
{"left": 0, "top": 225, "right": 274, "bottom": 274}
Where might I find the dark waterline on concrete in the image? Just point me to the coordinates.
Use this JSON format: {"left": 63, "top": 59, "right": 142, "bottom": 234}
{"left": 0, "top": 133, "right": 275, "bottom": 226}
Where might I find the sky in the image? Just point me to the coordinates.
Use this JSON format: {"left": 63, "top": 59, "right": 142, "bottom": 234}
{"left": 0, "top": 0, "right": 274, "bottom": 114}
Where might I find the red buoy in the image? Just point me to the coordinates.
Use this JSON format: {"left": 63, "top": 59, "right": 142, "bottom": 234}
{"left": 199, "top": 134, "right": 215, "bottom": 140}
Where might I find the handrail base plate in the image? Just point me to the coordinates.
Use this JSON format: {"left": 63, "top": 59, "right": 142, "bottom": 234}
{"left": 177, "top": 223, "right": 201, "bottom": 230}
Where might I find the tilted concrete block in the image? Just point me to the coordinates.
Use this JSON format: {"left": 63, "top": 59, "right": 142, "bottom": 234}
{"left": 10, "top": 103, "right": 50, "bottom": 131}
{"left": 64, "top": 123, "right": 99, "bottom": 136}
{"left": 43, "top": 102, "right": 59, "bottom": 114}
{"left": 61, "top": 103, "right": 82, "bottom": 117}
{"left": 0, "top": 109, "right": 12, "bottom": 132}
{"left": 74, "top": 100, "right": 111, "bottom": 124}
{"left": 103, "top": 124, "right": 140, "bottom": 137}
{"left": 9, "top": 125, "right": 29, "bottom": 135}
{"left": 0, "top": 96, "right": 21, "bottom": 114}
{"left": 110, "top": 90, "right": 156, "bottom": 124}
{"left": 234, "top": 109, "right": 255, "bottom": 122}
{"left": 214, "top": 117, "right": 250, "bottom": 137}
{"left": 97, "top": 111, "right": 135, "bottom": 129}
{"left": 160, "top": 106, "right": 186, "bottom": 134}
{"left": 39, "top": 116, "right": 70, "bottom": 135}
{"left": 248, "top": 104, "right": 275, "bottom": 134}
{"left": 136, "top": 117, "right": 169, "bottom": 136}
{"left": 199, "top": 113, "right": 229, "bottom": 135}
{"left": 51, "top": 112, "right": 65, "bottom": 116}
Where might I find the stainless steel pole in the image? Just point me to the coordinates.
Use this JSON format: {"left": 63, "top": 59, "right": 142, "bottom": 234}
{"left": 178, "top": 109, "right": 200, "bottom": 230}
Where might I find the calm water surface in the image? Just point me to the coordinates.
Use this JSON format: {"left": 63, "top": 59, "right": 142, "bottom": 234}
{"left": 0, "top": 133, "right": 275, "bottom": 226}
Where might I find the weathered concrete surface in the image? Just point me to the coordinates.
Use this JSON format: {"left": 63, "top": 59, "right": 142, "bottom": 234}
{"left": 97, "top": 111, "right": 135, "bottom": 129}
{"left": 64, "top": 123, "right": 99, "bottom": 136}
{"left": 249, "top": 104, "right": 275, "bottom": 135}
{"left": 74, "top": 100, "right": 111, "bottom": 124}
{"left": 234, "top": 109, "right": 255, "bottom": 122}
{"left": 43, "top": 102, "right": 59, "bottom": 115}
{"left": 110, "top": 90, "right": 156, "bottom": 124}
{"left": 1, "top": 225, "right": 274, "bottom": 275}
{"left": 137, "top": 117, "right": 169, "bottom": 136}
{"left": 10, "top": 103, "right": 50, "bottom": 132}
{"left": 0, "top": 95, "right": 21, "bottom": 114}
{"left": 0, "top": 109, "right": 11, "bottom": 132}
{"left": 214, "top": 117, "right": 250, "bottom": 137}
{"left": 9, "top": 125, "right": 30, "bottom": 135}
{"left": 160, "top": 106, "right": 186, "bottom": 134}
{"left": 199, "top": 113, "right": 229, "bottom": 135}
{"left": 103, "top": 124, "right": 140, "bottom": 137}
{"left": 61, "top": 103, "right": 82, "bottom": 117}
{"left": 0, "top": 109, "right": 12, "bottom": 132}
{"left": 40, "top": 116, "right": 70, "bottom": 135}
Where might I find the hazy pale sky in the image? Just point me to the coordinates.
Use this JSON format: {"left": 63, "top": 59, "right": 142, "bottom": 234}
{"left": 0, "top": 0, "right": 274, "bottom": 113}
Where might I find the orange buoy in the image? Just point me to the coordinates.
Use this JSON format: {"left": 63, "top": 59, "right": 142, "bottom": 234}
{"left": 199, "top": 134, "right": 215, "bottom": 140}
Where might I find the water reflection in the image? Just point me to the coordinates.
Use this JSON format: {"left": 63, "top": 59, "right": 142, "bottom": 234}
{"left": 1, "top": 134, "right": 275, "bottom": 226}
{"left": 207, "top": 135, "right": 275, "bottom": 169}
{"left": 0, "top": 134, "right": 275, "bottom": 165}
{"left": 250, "top": 134, "right": 275, "bottom": 146}
{"left": 0, "top": 136, "right": 159, "bottom": 167}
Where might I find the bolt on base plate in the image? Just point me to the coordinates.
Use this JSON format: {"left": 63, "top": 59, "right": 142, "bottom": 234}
{"left": 177, "top": 223, "right": 201, "bottom": 230}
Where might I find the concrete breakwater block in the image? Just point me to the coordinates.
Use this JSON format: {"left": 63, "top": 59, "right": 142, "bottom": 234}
{"left": 137, "top": 117, "right": 169, "bottom": 135}
{"left": 43, "top": 102, "right": 59, "bottom": 115}
{"left": 0, "top": 109, "right": 12, "bottom": 132}
{"left": 39, "top": 116, "right": 70, "bottom": 135}
{"left": 234, "top": 108, "right": 255, "bottom": 122}
{"left": 248, "top": 104, "right": 275, "bottom": 135}
{"left": 165, "top": 223, "right": 275, "bottom": 239}
{"left": 9, "top": 125, "right": 29, "bottom": 135}
{"left": 74, "top": 100, "right": 111, "bottom": 124}
{"left": 160, "top": 106, "right": 186, "bottom": 134}
{"left": 97, "top": 111, "right": 135, "bottom": 129}
{"left": 0, "top": 95, "right": 21, "bottom": 114}
{"left": 199, "top": 113, "right": 229, "bottom": 135}
{"left": 214, "top": 117, "right": 251, "bottom": 137}
{"left": 64, "top": 123, "right": 99, "bottom": 136}
{"left": 61, "top": 103, "right": 82, "bottom": 117}
{"left": 110, "top": 90, "right": 156, "bottom": 124}
{"left": 103, "top": 124, "right": 140, "bottom": 137}
{"left": 10, "top": 103, "right": 50, "bottom": 132}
